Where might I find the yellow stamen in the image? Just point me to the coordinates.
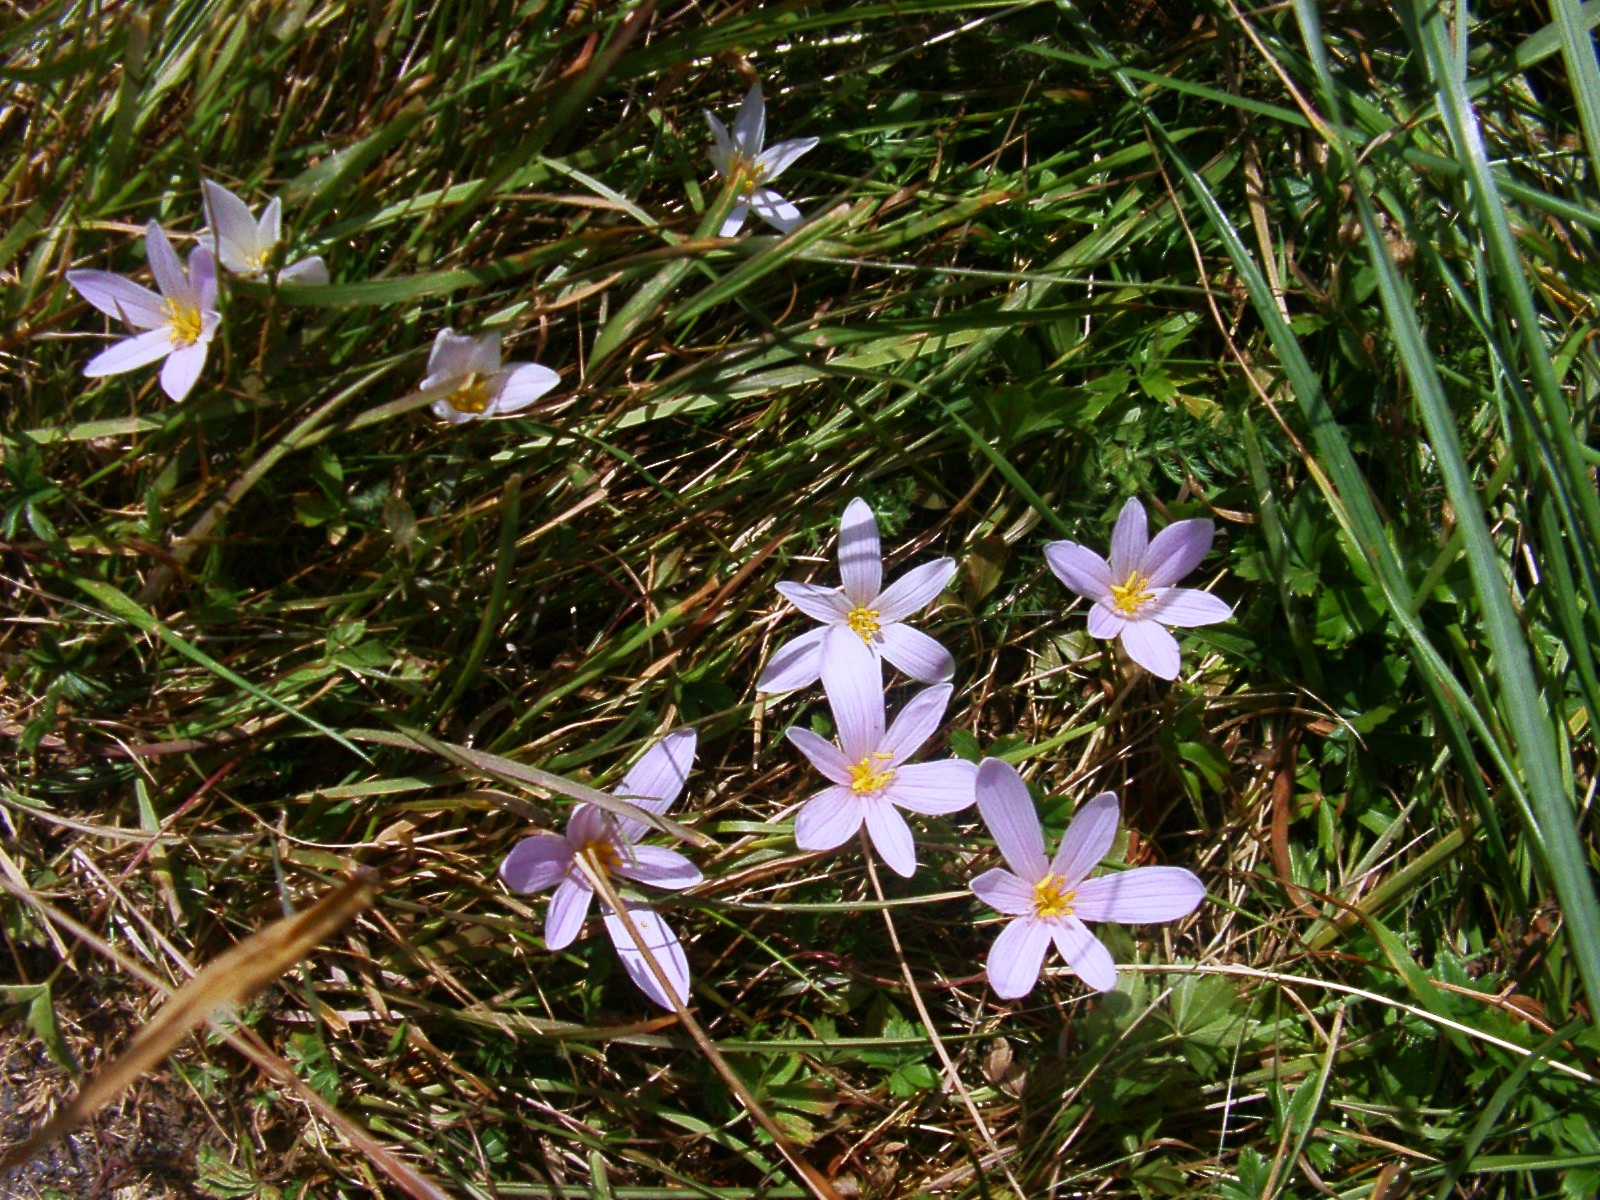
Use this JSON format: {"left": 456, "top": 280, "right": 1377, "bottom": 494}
{"left": 848, "top": 751, "right": 896, "bottom": 795}
{"left": 447, "top": 372, "right": 493, "bottom": 414}
{"left": 846, "top": 606, "right": 881, "bottom": 641}
{"left": 1032, "top": 873, "right": 1075, "bottom": 921}
{"left": 727, "top": 153, "right": 770, "bottom": 197}
{"left": 577, "top": 839, "right": 621, "bottom": 876}
{"left": 163, "top": 299, "right": 203, "bottom": 347}
{"left": 1109, "top": 571, "right": 1155, "bottom": 616}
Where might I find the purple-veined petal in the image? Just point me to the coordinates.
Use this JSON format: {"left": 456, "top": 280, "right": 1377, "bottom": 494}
{"left": 603, "top": 907, "right": 690, "bottom": 1009}
{"left": 786, "top": 726, "right": 853, "bottom": 786}
{"left": 881, "top": 683, "right": 951, "bottom": 766}
{"left": 863, "top": 799, "right": 916, "bottom": 877}
{"left": 201, "top": 180, "right": 261, "bottom": 274}
{"left": 190, "top": 246, "right": 218, "bottom": 313}
{"left": 1049, "top": 791, "right": 1119, "bottom": 888}
{"left": 144, "top": 221, "right": 192, "bottom": 304}
{"left": 776, "top": 580, "right": 852, "bottom": 624}
{"left": 757, "top": 626, "right": 826, "bottom": 693}
{"left": 565, "top": 803, "right": 613, "bottom": 848}
{"left": 732, "top": 82, "right": 765, "bottom": 157}
{"left": 718, "top": 203, "right": 751, "bottom": 238}
{"left": 875, "top": 558, "right": 955, "bottom": 623}
{"left": 878, "top": 623, "right": 955, "bottom": 685}
{"left": 975, "top": 758, "right": 1048, "bottom": 881}
{"left": 887, "top": 759, "right": 977, "bottom": 814}
{"left": 1044, "top": 540, "right": 1114, "bottom": 602}
{"left": 1119, "top": 620, "right": 1182, "bottom": 680}
{"left": 748, "top": 187, "right": 803, "bottom": 233}
{"left": 704, "top": 111, "right": 734, "bottom": 174}
{"left": 544, "top": 876, "right": 593, "bottom": 949}
{"left": 160, "top": 341, "right": 209, "bottom": 401}
{"left": 83, "top": 328, "right": 174, "bottom": 377}
{"left": 1073, "top": 866, "right": 1205, "bottom": 924}
{"left": 1108, "top": 498, "right": 1148, "bottom": 581}
{"left": 837, "top": 497, "right": 882, "bottom": 605}
{"left": 427, "top": 329, "right": 480, "bottom": 378}
{"left": 794, "top": 786, "right": 864, "bottom": 851}
{"left": 819, "top": 629, "right": 885, "bottom": 761}
{"left": 68, "top": 270, "right": 165, "bottom": 329}
{"left": 1149, "top": 588, "right": 1231, "bottom": 628}
{"left": 614, "top": 844, "right": 703, "bottom": 891}
{"left": 616, "top": 728, "right": 697, "bottom": 813}
{"left": 1051, "top": 917, "right": 1119, "bottom": 992}
{"left": 499, "top": 833, "right": 574, "bottom": 894}
{"left": 494, "top": 362, "right": 560, "bottom": 413}
{"left": 754, "top": 136, "right": 819, "bottom": 183}
{"left": 280, "top": 255, "right": 330, "bottom": 285}
{"left": 1142, "top": 518, "right": 1214, "bottom": 587}
{"left": 1085, "top": 601, "right": 1126, "bottom": 640}
{"left": 986, "top": 916, "right": 1052, "bottom": 999}
{"left": 970, "top": 867, "right": 1035, "bottom": 917}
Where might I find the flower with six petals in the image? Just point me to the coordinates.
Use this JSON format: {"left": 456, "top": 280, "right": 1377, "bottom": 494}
{"left": 705, "top": 81, "right": 818, "bottom": 237}
{"left": 200, "top": 179, "right": 329, "bottom": 284}
{"left": 423, "top": 329, "right": 561, "bottom": 425}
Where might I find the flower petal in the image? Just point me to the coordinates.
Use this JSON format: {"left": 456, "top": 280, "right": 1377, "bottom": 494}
{"left": 704, "top": 111, "right": 734, "bottom": 173}
{"left": 565, "top": 803, "right": 612, "bottom": 847}
{"left": 887, "top": 759, "right": 977, "bottom": 814}
{"left": 427, "top": 329, "right": 479, "bottom": 379}
{"left": 189, "top": 247, "right": 217, "bottom": 313}
{"left": 279, "top": 255, "right": 330, "bottom": 285}
{"left": 1044, "top": 540, "right": 1114, "bottom": 602}
{"left": 1050, "top": 791, "right": 1119, "bottom": 888}
{"left": 499, "top": 833, "right": 574, "bottom": 894}
{"left": 786, "top": 726, "right": 854, "bottom": 786}
{"left": 544, "top": 876, "right": 593, "bottom": 949}
{"left": 775, "top": 581, "right": 851, "bottom": 625}
{"left": 494, "top": 363, "right": 560, "bottom": 413}
{"left": 201, "top": 180, "right": 261, "bottom": 274}
{"left": 880, "top": 683, "right": 951, "bottom": 766}
{"left": 616, "top": 728, "right": 697, "bottom": 814}
{"left": 1085, "top": 601, "right": 1126, "bottom": 640}
{"left": 614, "top": 844, "right": 703, "bottom": 891}
{"left": 837, "top": 498, "right": 882, "bottom": 605}
{"left": 68, "top": 270, "right": 165, "bottom": 329}
{"left": 757, "top": 626, "right": 826, "bottom": 693}
{"left": 863, "top": 799, "right": 916, "bottom": 877}
{"left": 748, "top": 187, "right": 803, "bottom": 233}
{"left": 603, "top": 906, "right": 690, "bottom": 1009}
{"left": 877, "top": 622, "right": 955, "bottom": 684}
{"left": 1119, "top": 620, "right": 1182, "bottom": 680}
{"left": 819, "top": 629, "right": 885, "bottom": 761}
{"left": 975, "top": 758, "right": 1048, "bottom": 881}
{"left": 1073, "top": 866, "right": 1205, "bottom": 924}
{"left": 432, "top": 398, "right": 478, "bottom": 425}
{"left": 144, "top": 221, "right": 192, "bottom": 304}
{"left": 160, "top": 341, "right": 209, "bottom": 401}
{"left": 259, "top": 195, "right": 282, "bottom": 248}
{"left": 1108, "top": 498, "right": 1148, "bottom": 581}
{"left": 1149, "top": 588, "right": 1231, "bottom": 628}
{"left": 732, "top": 82, "right": 765, "bottom": 157}
{"left": 875, "top": 558, "right": 955, "bottom": 623}
{"left": 794, "top": 786, "right": 864, "bottom": 851}
{"left": 1051, "top": 918, "right": 1119, "bottom": 992}
{"left": 719, "top": 203, "right": 751, "bottom": 238}
{"left": 83, "top": 328, "right": 174, "bottom": 377}
{"left": 466, "top": 332, "right": 502, "bottom": 376}
{"left": 987, "top": 917, "right": 1051, "bottom": 999}
{"left": 1142, "top": 518, "right": 1214, "bottom": 588}
{"left": 754, "top": 136, "right": 819, "bottom": 182}
{"left": 970, "top": 867, "right": 1035, "bottom": 917}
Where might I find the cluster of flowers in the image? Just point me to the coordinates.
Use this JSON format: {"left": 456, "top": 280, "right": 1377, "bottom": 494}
{"left": 500, "top": 497, "right": 1221, "bottom": 1007}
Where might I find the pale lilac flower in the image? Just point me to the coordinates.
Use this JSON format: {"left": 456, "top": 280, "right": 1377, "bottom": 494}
{"left": 786, "top": 632, "right": 975, "bottom": 878}
{"left": 705, "top": 81, "right": 818, "bottom": 237}
{"left": 499, "top": 730, "right": 700, "bottom": 1008}
{"left": 423, "top": 329, "right": 560, "bottom": 425}
{"left": 200, "top": 179, "right": 329, "bottom": 284}
{"left": 971, "top": 758, "right": 1205, "bottom": 999}
{"left": 759, "top": 497, "right": 956, "bottom": 693}
{"left": 66, "top": 220, "right": 220, "bottom": 402}
{"left": 1044, "top": 497, "right": 1231, "bottom": 680}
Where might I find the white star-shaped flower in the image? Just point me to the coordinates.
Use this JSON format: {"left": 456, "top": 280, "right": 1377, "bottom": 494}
{"left": 705, "top": 81, "right": 818, "bottom": 237}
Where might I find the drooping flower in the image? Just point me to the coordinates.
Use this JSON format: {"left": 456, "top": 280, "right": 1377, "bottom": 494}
{"left": 66, "top": 220, "right": 220, "bottom": 402}
{"left": 499, "top": 730, "right": 700, "bottom": 1009}
{"left": 759, "top": 497, "right": 956, "bottom": 693}
{"left": 422, "top": 329, "right": 561, "bottom": 425}
{"left": 970, "top": 758, "right": 1204, "bottom": 999}
{"left": 786, "top": 632, "right": 975, "bottom": 878}
{"left": 200, "top": 179, "right": 329, "bottom": 284}
{"left": 704, "top": 81, "right": 818, "bottom": 237}
{"left": 1044, "top": 497, "right": 1231, "bottom": 680}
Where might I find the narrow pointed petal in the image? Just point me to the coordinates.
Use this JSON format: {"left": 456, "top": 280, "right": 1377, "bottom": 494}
{"left": 878, "top": 623, "right": 955, "bottom": 685}
{"left": 987, "top": 917, "right": 1052, "bottom": 999}
{"left": 494, "top": 363, "right": 560, "bottom": 413}
{"left": 614, "top": 844, "right": 703, "bottom": 890}
{"left": 880, "top": 683, "right": 951, "bottom": 766}
{"left": 1050, "top": 792, "right": 1119, "bottom": 888}
{"left": 875, "top": 558, "right": 955, "bottom": 622}
{"left": 144, "top": 221, "right": 192, "bottom": 303}
{"left": 1149, "top": 588, "right": 1231, "bottom": 628}
{"left": 819, "top": 630, "right": 885, "bottom": 761}
{"left": 754, "top": 136, "right": 819, "bottom": 182}
{"left": 776, "top": 580, "right": 851, "bottom": 624}
{"left": 68, "top": 270, "right": 165, "bottom": 328}
{"left": 975, "top": 758, "right": 1048, "bottom": 881}
{"left": 201, "top": 180, "right": 261, "bottom": 273}
{"left": 189, "top": 247, "right": 218, "bottom": 312}
{"left": 1073, "top": 867, "right": 1205, "bottom": 924}
{"left": 1052, "top": 918, "right": 1119, "bottom": 992}
{"left": 83, "top": 328, "right": 174, "bottom": 377}
{"left": 748, "top": 187, "right": 803, "bottom": 233}
{"left": 1142, "top": 518, "right": 1214, "bottom": 587}
{"left": 160, "top": 341, "right": 209, "bottom": 401}
{"left": 1086, "top": 601, "right": 1126, "bottom": 640}
{"left": 970, "top": 867, "right": 1035, "bottom": 917}
{"left": 863, "top": 800, "right": 916, "bottom": 877}
{"left": 617, "top": 728, "right": 697, "bottom": 813}
{"left": 785, "top": 727, "right": 854, "bottom": 786}
{"left": 1120, "top": 620, "right": 1182, "bottom": 680}
{"left": 837, "top": 498, "right": 882, "bottom": 605}
{"left": 279, "top": 255, "right": 330, "bottom": 285}
{"left": 1108, "top": 498, "right": 1148, "bottom": 581}
{"left": 544, "top": 876, "right": 593, "bottom": 949}
{"left": 719, "top": 203, "right": 751, "bottom": 238}
{"left": 732, "top": 82, "right": 766, "bottom": 156}
{"left": 704, "top": 111, "right": 734, "bottom": 173}
{"left": 499, "top": 833, "right": 574, "bottom": 894}
{"left": 604, "top": 907, "right": 690, "bottom": 1009}
{"left": 427, "top": 329, "right": 479, "bottom": 378}
{"left": 794, "top": 786, "right": 864, "bottom": 851}
{"left": 886, "top": 759, "right": 977, "bottom": 814}
{"left": 1044, "top": 541, "right": 1114, "bottom": 602}
{"left": 259, "top": 195, "right": 282, "bottom": 248}
{"left": 757, "top": 626, "right": 826, "bottom": 692}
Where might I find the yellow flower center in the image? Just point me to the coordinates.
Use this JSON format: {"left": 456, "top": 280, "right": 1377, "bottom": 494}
{"left": 728, "top": 153, "right": 770, "bottom": 197}
{"left": 577, "top": 838, "right": 621, "bottom": 876}
{"left": 848, "top": 752, "right": 896, "bottom": 796}
{"left": 1110, "top": 571, "right": 1155, "bottom": 616}
{"left": 163, "top": 299, "right": 203, "bottom": 347}
{"left": 447, "top": 372, "right": 493, "bottom": 415}
{"left": 846, "top": 606, "right": 881, "bottom": 641}
{"left": 1032, "top": 873, "right": 1075, "bottom": 921}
